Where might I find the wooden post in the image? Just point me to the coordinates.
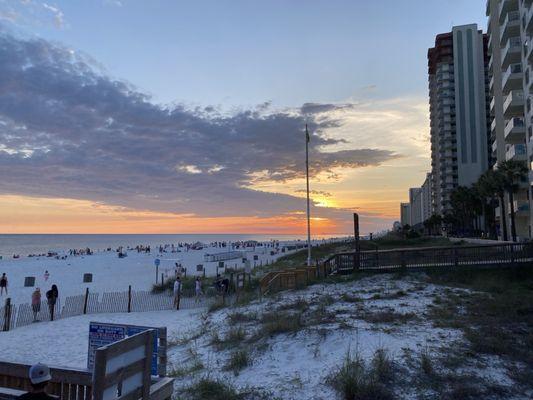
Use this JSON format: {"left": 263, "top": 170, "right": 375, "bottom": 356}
{"left": 83, "top": 287, "right": 89, "bottom": 314}
{"left": 353, "top": 213, "right": 360, "bottom": 271}
{"left": 161, "top": 273, "right": 164, "bottom": 285}
{"left": 156, "top": 265, "right": 159, "bottom": 284}
{"left": 3, "top": 298, "right": 11, "bottom": 331}
{"left": 127, "top": 285, "right": 132, "bottom": 313}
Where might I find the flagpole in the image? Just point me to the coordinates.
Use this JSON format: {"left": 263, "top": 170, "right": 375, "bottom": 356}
{"left": 305, "top": 124, "right": 311, "bottom": 266}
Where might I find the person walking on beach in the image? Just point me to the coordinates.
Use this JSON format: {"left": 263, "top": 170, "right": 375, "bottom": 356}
{"left": 43, "top": 271, "right": 49, "bottom": 282}
{"left": 32, "top": 288, "right": 41, "bottom": 322}
{"left": 46, "top": 285, "right": 58, "bottom": 321}
{"left": 195, "top": 277, "right": 203, "bottom": 303}
{"left": 173, "top": 277, "right": 181, "bottom": 310}
{"left": 0, "top": 273, "right": 7, "bottom": 295}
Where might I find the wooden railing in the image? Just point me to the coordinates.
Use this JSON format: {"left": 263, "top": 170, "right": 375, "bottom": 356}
{"left": 0, "top": 362, "right": 92, "bottom": 400}
{"left": 259, "top": 265, "right": 328, "bottom": 295}
{"left": 323, "top": 242, "right": 533, "bottom": 274}
{"left": 0, "top": 361, "right": 174, "bottom": 400}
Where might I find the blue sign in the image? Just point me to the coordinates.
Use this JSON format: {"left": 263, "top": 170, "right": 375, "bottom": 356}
{"left": 154, "top": 258, "right": 161, "bottom": 267}
{"left": 88, "top": 322, "right": 159, "bottom": 376}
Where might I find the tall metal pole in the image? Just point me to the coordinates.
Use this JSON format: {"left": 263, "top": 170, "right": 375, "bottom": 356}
{"left": 306, "top": 124, "right": 311, "bottom": 266}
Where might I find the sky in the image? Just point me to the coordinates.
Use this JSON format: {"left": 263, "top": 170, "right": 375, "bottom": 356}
{"left": 0, "top": 0, "right": 487, "bottom": 235}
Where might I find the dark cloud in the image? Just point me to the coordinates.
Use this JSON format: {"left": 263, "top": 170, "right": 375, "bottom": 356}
{"left": 300, "top": 102, "right": 356, "bottom": 115}
{"left": 295, "top": 190, "right": 333, "bottom": 197}
{"left": 0, "top": 30, "right": 399, "bottom": 219}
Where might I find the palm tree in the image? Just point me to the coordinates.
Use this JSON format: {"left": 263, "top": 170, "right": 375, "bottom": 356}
{"left": 497, "top": 160, "right": 528, "bottom": 242}
{"left": 475, "top": 170, "right": 500, "bottom": 239}
{"left": 450, "top": 186, "right": 477, "bottom": 236}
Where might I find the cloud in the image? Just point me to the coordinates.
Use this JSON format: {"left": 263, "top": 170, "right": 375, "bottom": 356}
{"left": 0, "top": 29, "right": 399, "bottom": 224}
{"left": 42, "top": 3, "right": 63, "bottom": 28}
{"left": 295, "top": 190, "right": 333, "bottom": 197}
{"left": 300, "top": 102, "right": 356, "bottom": 115}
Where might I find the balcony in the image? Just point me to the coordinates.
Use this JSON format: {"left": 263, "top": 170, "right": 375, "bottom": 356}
{"left": 527, "top": 39, "right": 533, "bottom": 63}
{"left": 526, "top": 5, "right": 533, "bottom": 34}
{"left": 503, "top": 90, "right": 524, "bottom": 116}
{"left": 501, "top": 36, "right": 522, "bottom": 68}
{"left": 492, "top": 140, "right": 498, "bottom": 155}
{"left": 490, "top": 96, "right": 496, "bottom": 114}
{"left": 511, "top": 200, "right": 530, "bottom": 215}
{"left": 502, "top": 63, "right": 523, "bottom": 92}
{"left": 499, "top": 0, "right": 519, "bottom": 23}
{"left": 500, "top": 11, "right": 521, "bottom": 44}
{"left": 505, "top": 143, "right": 527, "bottom": 161}
{"left": 491, "top": 117, "right": 497, "bottom": 133}
{"left": 504, "top": 117, "right": 526, "bottom": 141}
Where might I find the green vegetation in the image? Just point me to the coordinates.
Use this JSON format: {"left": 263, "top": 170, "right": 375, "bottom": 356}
{"left": 183, "top": 378, "right": 241, "bottom": 400}
{"left": 265, "top": 233, "right": 456, "bottom": 273}
{"left": 182, "top": 378, "right": 276, "bottom": 400}
{"left": 259, "top": 311, "right": 304, "bottom": 336}
{"left": 425, "top": 267, "right": 533, "bottom": 391}
{"left": 359, "top": 310, "right": 418, "bottom": 325}
{"left": 224, "top": 349, "right": 251, "bottom": 375}
{"left": 443, "top": 160, "right": 528, "bottom": 241}
{"left": 327, "top": 349, "right": 395, "bottom": 400}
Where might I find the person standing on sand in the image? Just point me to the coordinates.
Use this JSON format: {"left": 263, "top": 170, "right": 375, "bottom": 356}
{"left": 0, "top": 273, "right": 7, "bottom": 295}
{"left": 32, "top": 288, "right": 41, "bottom": 322}
{"left": 195, "top": 277, "right": 203, "bottom": 303}
{"left": 173, "top": 277, "right": 181, "bottom": 309}
{"left": 46, "top": 285, "right": 58, "bottom": 321}
{"left": 44, "top": 271, "right": 49, "bottom": 282}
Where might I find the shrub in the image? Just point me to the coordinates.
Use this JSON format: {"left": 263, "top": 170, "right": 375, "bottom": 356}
{"left": 224, "top": 349, "right": 251, "bottom": 375}
{"left": 259, "top": 311, "right": 304, "bottom": 337}
{"left": 327, "top": 350, "right": 393, "bottom": 400}
{"left": 228, "top": 311, "right": 257, "bottom": 324}
{"left": 185, "top": 378, "right": 241, "bottom": 400}
{"left": 420, "top": 347, "right": 433, "bottom": 376}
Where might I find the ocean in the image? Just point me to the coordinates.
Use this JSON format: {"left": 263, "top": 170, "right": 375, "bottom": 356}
{"left": 0, "top": 234, "right": 344, "bottom": 256}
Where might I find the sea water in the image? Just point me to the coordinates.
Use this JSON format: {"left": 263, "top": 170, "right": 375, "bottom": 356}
{"left": 0, "top": 234, "right": 343, "bottom": 257}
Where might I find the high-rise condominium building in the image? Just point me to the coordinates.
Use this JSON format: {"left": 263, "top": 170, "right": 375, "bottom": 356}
{"left": 486, "top": 0, "right": 531, "bottom": 240}
{"left": 428, "top": 24, "right": 491, "bottom": 216}
{"left": 400, "top": 203, "right": 411, "bottom": 227}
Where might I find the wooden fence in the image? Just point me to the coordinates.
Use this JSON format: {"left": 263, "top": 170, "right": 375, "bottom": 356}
{"left": 323, "top": 242, "right": 533, "bottom": 275}
{"left": 2, "top": 287, "right": 215, "bottom": 332}
{"left": 259, "top": 265, "right": 327, "bottom": 295}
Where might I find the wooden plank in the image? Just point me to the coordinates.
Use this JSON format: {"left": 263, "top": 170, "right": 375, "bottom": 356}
{"left": 104, "top": 332, "right": 151, "bottom": 360}
{"left": 101, "top": 359, "right": 145, "bottom": 389}
{"left": 148, "top": 378, "right": 173, "bottom": 400}
{"left": 92, "top": 345, "right": 109, "bottom": 400}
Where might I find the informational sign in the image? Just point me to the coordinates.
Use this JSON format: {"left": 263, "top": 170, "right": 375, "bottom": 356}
{"left": 88, "top": 322, "right": 159, "bottom": 376}
{"left": 196, "top": 264, "right": 204, "bottom": 272}
{"left": 244, "top": 260, "right": 252, "bottom": 274}
{"left": 154, "top": 258, "right": 161, "bottom": 267}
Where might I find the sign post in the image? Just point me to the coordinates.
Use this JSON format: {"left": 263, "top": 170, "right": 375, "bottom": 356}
{"left": 88, "top": 322, "right": 161, "bottom": 376}
{"left": 154, "top": 258, "right": 160, "bottom": 284}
